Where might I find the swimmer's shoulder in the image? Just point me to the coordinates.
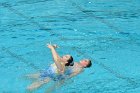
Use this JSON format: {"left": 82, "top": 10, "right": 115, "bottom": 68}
{"left": 72, "top": 62, "right": 83, "bottom": 72}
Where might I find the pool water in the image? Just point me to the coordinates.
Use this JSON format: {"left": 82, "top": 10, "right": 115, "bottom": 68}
{"left": 0, "top": 0, "right": 140, "bottom": 93}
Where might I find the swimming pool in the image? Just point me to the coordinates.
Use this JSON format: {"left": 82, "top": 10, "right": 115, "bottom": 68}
{"left": 0, "top": 0, "right": 140, "bottom": 93}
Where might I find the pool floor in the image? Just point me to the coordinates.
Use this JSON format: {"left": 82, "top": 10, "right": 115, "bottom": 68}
{"left": 0, "top": 0, "right": 140, "bottom": 93}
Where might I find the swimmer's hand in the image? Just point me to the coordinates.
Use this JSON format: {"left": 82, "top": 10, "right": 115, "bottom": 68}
{"left": 47, "top": 44, "right": 58, "bottom": 49}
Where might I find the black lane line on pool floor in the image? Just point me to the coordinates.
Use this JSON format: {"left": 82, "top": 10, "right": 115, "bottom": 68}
{"left": 1, "top": 2, "right": 140, "bottom": 50}
{"left": 1, "top": 47, "right": 40, "bottom": 70}
{"left": 0, "top": 2, "right": 138, "bottom": 85}
{"left": 71, "top": 46, "right": 137, "bottom": 84}
{"left": 69, "top": 1, "right": 128, "bottom": 34}
{"left": 0, "top": 2, "right": 66, "bottom": 70}
{"left": 70, "top": 1, "right": 140, "bottom": 48}
{"left": 0, "top": 3, "right": 50, "bottom": 31}
{"left": 69, "top": 0, "right": 139, "bottom": 83}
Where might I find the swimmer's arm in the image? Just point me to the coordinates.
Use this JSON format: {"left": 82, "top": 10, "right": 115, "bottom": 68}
{"left": 48, "top": 44, "right": 65, "bottom": 73}
{"left": 49, "top": 45, "right": 61, "bottom": 62}
{"left": 69, "top": 70, "right": 83, "bottom": 78}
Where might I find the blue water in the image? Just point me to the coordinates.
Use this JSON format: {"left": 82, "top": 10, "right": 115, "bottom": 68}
{"left": 0, "top": 0, "right": 140, "bottom": 93}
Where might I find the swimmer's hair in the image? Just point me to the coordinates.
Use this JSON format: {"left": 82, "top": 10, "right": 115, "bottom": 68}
{"left": 65, "top": 56, "right": 74, "bottom": 66}
{"left": 86, "top": 60, "right": 92, "bottom": 68}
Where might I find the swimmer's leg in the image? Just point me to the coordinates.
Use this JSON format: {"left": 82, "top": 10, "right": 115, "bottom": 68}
{"left": 27, "top": 77, "right": 50, "bottom": 91}
{"left": 45, "top": 80, "right": 65, "bottom": 93}
{"left": 25, "top": 73, "right": 40, "bottom": 79}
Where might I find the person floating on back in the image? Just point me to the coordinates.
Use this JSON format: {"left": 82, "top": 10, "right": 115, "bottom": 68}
{"left": 26, "top": 44, "right": 92, "bottom": 91}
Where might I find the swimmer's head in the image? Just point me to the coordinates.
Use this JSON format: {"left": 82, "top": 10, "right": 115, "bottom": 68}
{"left": 80, "top": 59, "right": 92, "bottom": 68}
{"left": 62, "top": 55, "right": 74, "bottom": 66}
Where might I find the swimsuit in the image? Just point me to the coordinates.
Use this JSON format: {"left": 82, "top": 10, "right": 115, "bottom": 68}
{"left": 40, "top": 63, "right": 72, "bottom": 81}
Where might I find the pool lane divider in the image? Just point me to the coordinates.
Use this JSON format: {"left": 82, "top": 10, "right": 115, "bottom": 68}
{"left": 0, "top": 2, "right": 138, "bottom": 85}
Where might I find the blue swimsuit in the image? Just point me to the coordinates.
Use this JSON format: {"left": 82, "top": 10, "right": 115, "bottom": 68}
{"left": 40, "top": 64, "right": 72, "bottom": 81}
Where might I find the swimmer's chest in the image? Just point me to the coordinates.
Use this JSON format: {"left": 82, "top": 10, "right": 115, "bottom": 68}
{"left": 50, "top": 63, "right": 65, "bottom": 74}
{"left": 50, "top": 63, "right": 59, "bottom": 74}
{"left": 71, "top": 63, "right": 83, "bottom": 73}
{"left": 51, "top": 63, "right": 73, "bottom": 75}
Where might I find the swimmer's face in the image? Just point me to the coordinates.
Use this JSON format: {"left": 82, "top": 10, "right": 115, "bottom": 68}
{"left": 62, "top": 55, "right": 71, "bottom": 62}
{"left": 80, "top": 59, "right": 90, "bottom": 67}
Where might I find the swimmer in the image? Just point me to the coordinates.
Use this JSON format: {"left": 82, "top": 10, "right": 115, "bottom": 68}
{"left": 67, "top": 59, "right": 92, "bottom": 78}
{"left": 26, "top": 44, "right": 92, "bottom": 91}
{"left": 27, "top": 43, "right": 74, "bottom": 91}
{"left": 45, "top": 59, "right": 92, "bottom": 92}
